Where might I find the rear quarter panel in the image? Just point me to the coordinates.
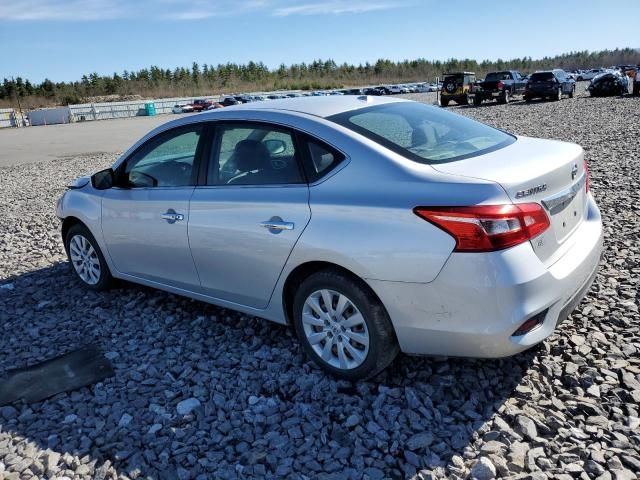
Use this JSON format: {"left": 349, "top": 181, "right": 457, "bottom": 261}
{"left": 289, "top": 140, "right": 511, "bottom": 283}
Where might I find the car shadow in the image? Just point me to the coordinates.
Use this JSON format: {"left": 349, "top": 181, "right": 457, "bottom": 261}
{"left": 0, "top": 262, "right": 535, "bottom": 479}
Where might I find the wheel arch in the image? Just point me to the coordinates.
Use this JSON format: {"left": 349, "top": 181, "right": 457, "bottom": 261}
{"left": 281, "top": 261, "right": 385, "bottom": 326}
{"left": 61, "top": 216, "right": 88, "bottom": 249}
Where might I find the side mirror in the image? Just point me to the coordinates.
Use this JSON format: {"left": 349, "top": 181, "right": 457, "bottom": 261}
{"left": 264, "top": 139, "right": 286, "bottom": 155}
{"left": 92, "top": 168, "right": 114, "bottom": 190}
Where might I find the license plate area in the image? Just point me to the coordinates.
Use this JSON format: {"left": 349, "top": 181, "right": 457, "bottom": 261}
{"left": 543, "top": 175, "right": 586, "bottom": 243}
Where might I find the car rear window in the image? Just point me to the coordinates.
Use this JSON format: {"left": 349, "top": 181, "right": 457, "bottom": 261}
{"left": 485, "top": 72, "right": 511, "bottom": 81}
{"left": 328, "top": 102, "right": 515, "bottom": 164}
{"left": 530, "top": 72, "right": 554, "bottom": 81}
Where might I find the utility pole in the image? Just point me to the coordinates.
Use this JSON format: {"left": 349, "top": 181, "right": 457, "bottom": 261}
{"left": 10, "top": 76, "right": 24, "bottom": 127}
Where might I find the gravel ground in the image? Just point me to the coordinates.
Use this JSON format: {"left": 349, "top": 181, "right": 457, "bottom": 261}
{"left": 1, "top": 84, "right": 639, "bottom": 480}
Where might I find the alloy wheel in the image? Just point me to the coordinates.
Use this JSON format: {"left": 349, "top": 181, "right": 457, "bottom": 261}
{"left": 301, "top": 289, "right": 370, "bottom": 370}
{"left": 69, "top": 234, "right": 101, "bottom": 285}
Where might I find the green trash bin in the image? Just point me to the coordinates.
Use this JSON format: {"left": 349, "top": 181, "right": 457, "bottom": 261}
{"left": 144, "top": 102, "right": 157, "bottom": 116}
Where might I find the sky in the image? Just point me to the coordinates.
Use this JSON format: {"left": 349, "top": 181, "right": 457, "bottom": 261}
{"left": 1, "top": 0, "right": 638, "bottom": 83}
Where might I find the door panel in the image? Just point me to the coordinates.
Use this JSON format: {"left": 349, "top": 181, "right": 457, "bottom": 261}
{"left": 101, "top": 188, "right": 201, "bottom": 290}
{"left": 189, "top": 186, "right": 310, "bottom": 308}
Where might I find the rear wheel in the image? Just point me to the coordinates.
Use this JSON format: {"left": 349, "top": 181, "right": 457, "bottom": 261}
{"left": 440, "top": 97, "right": 450, "bottom": 107}
{"left": 555, "top": 87, "right": 562, "bottom": 101}
{"left": 292, "top": 269, "right": 399, "bottom": 380}
{"left": 525, "top": 95, "right": 532, "bottom": 102}
{"left": 499, "top": 90, "right": 510, "bottom": 104}
{"left": 633, "top": 82, "right": 640, "bottom": 96}
{"left": 65, "top": 224, "right": 113, "bottom": 290}
{"left": 473, "top": 95, "right": 482, "bottom": 107}
{"left": 569, "top": 85, "right": 575, "bottom": 98}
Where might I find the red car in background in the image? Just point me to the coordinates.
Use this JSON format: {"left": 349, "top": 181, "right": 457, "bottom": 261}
{"left": 189, "top": 99, "right": 214, "bottom": 111}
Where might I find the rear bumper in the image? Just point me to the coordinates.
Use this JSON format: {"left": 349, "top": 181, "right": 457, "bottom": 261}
{"left": 368, "top": 194, "right": 603, "bottom": 358}
{"left": 525, "top": 88, "right": 555, "bottom": 98}
{"left": 469, "top": 91, "right": 503, "bottom": 100}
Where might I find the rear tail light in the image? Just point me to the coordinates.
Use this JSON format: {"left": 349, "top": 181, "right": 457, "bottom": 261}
{"left": 497, "top": 81, "right": 504, "bottom": 90}
{"left": 584, "top": 159, "right": 590, "bottom": 193}
{"left": 414, "top": 203, "right": 550, "bottom": 252}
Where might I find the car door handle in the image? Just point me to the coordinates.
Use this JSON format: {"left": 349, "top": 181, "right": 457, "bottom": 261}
{"left": 260, "top": 220, "right": 294, "bottom": 231}
{"left": 161, "top": 210, "right": 184, "bottom": 223}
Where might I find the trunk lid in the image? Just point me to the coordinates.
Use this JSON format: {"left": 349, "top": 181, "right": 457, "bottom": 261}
{"left": 431, "top": 136, "right": 588, "bottom": 265}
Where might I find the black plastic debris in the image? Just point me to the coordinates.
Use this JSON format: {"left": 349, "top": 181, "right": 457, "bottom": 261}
{"left": 0, "top": 346, "right": 114, "bottom": 406}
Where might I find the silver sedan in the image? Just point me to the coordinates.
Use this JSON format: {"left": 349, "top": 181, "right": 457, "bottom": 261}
{"left": 57, "top": 96, "right": 603, "bottom": 380}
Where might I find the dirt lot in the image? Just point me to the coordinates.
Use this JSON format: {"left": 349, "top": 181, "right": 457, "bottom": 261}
{"left": 0, "top": 86, "right": 639, "bottom": 480}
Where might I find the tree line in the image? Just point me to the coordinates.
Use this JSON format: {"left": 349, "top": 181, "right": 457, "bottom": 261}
{"left": 2, "top": 48, "right": 638, "bottom": 108}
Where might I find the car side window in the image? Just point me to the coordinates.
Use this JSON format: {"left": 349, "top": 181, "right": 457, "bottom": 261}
{"left": 123, "top": 125, "right": 202, "bottom": 188}
{"left": 305, "top": 139, "right": 345, "bottom": 182}
{"left": 210, "top": 124, "right": 304, "bottom": 186}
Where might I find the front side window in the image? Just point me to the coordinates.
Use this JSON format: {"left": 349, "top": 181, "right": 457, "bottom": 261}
{"left": 210, "top": 124, "right": 304, "bottom": 185}
{"left": 328, "top": 102, "right": 515, "bottom": 164}
{"left": 123, "top": 125, "right": 202, "bottom": 187}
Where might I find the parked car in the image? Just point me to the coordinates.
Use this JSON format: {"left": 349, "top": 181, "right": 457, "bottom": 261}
{"left": 439, "top": 72, "right": 476, "bottom": 106}
{"left": 415, "top": 83, "right": 437, "bottom": 93}
{"left": 524, "top": 70, "right": 575, "bottom": 102}
{"left": 469, "top": 70, "right": 527, "bottom": 106}
{"left": 576, "top": 69, "right": 603, "bottom": 81}
{"left": 220, "top": 97, "right": 241, "bottom": 107}
{"left": 190, "top": 99, "right": 214, "bottom": 112}
{"left": 234, "top": 95, "right": 254, "bottom": 104}
{"left": 363, "top": 87, "right": 385, "bottom": 96}
{"left": 385, "top": 85, "right": 403, "bottom": 94}
{"left": 57, "top": 96, "right": 602, "bottom": 380}
{"left": 171, "top": 104, "right": 193, "bottom": 114}
{"left": 586, "top": 71, "right": 629, "bottom": 97}
{"left": 633, "top": 68, "right": 640, "bottom": 96}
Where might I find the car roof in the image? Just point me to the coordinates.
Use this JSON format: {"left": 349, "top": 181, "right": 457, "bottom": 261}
{"left": 199, "top": 95, "right": 408, "bottom": 119}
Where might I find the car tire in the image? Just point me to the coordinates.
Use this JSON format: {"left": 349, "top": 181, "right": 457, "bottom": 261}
{"left": 473, "top": 95, "right": 482, "bottom": 107}
{"left": 577, "top": 76, "right": 583, "bottom": 82}
{"left": 292, "top": 269, "right": 399, "bottom": 381}
{"left": 555, "top": 87, "right": 562, "bottom": 101}
{"left": 525, "top": 95, "right": 532, "bottom": 102}
{"left": 439, "top": 97, "right": 449, "bottom": 107}
{"left": 499, "top": 90, "right": 510, "bottom": 104}
{"left": 65, "top": 224, "right": 114, "bottom": 291}
{"left": 569, "top": 85, "right": 575, "bottom": 98}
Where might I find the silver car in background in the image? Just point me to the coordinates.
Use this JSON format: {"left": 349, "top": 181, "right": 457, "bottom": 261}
{"left": 56, "top": 96, "right": 603, "bottom": 380}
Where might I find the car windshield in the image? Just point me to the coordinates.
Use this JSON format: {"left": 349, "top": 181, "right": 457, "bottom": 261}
{"left": 328, "top": 102, "right": 515, "bottom": 164}
{"left": 530, "top": 72, "right": 554, "bottom": 81}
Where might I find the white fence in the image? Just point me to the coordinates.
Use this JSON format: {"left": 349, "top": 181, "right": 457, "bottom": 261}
{"left": 68, "top": 96, "right": 219, "bottom": 122}
{"left": 28, "top": 107, "right": 71, "bottom": 126}
{"left": 0, "top": 108, "right": 16, "bottom": 128}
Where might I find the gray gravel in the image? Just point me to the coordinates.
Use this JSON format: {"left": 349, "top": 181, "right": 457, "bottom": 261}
{"left": 1, "top": 85, "right": 639, "bottom": 479}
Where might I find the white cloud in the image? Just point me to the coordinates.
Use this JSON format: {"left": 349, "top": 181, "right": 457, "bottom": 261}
{"left": 272, "top": 2, "right": 400, "bottom": 16}
{"left": 0, "top": 0, "right": 407, "bottom": 21}
{"left": 0, "top": 0, "right": 124, "bottom": 20}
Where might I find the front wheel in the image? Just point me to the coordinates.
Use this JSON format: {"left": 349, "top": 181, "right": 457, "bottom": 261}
{"left": 293, "top": 270, "right": 399, "bottom": 380}
{"left": 65, "top": 224, "right": 114, "bottom": 290}
{"left": 569, "top": 85, "right": 575, "bottom": 98}
{"left": 439, "top": 97, "right": 450, "bottom": 107}
{"left": 555, "top": 87, "right": 562, "bottom": 101}
{"left": 473, "top": 95, "right": 482, "bottom": 107}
